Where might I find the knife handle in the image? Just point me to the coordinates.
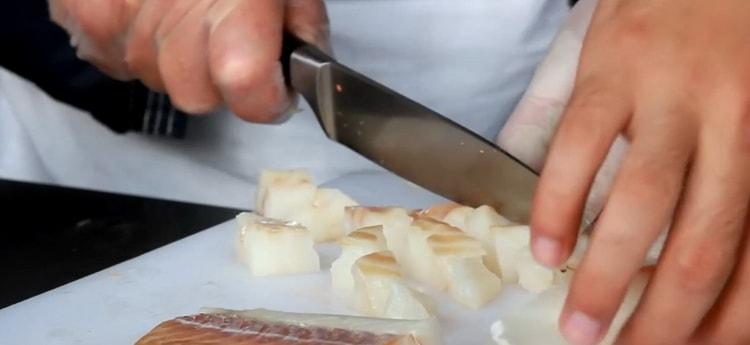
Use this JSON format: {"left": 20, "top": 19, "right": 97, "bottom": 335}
{"left": 278, "top": 32, "right": 335, "bottom": 127}
{"left": 280, "top": 32, "right": 306, "bottom": 86}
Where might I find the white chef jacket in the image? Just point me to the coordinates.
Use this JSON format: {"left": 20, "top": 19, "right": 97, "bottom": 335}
{"left": 0, "top": 0, "right": 568, "bottom": 209}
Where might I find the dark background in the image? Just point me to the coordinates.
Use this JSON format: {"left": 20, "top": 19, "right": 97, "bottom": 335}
{"left": 0, "top": 179, "right": 240, "bottom": 308}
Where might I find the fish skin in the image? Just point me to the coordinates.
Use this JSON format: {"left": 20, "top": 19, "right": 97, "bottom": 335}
{"left": 135, "top": 312, "right": 414, "bottom": 345}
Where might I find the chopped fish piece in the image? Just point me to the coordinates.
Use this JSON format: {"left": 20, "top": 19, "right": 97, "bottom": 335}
{"left": 256, "top": 169, "right": 317, "bottom": 225}
{"left": 423, "top": 204, "right": 512, "bottom": 276}
{"left": 352, "top": 251, "right": 434, "bottom": 320}
{"left": 331, "top": 225, "right": 388, "bottom": 290}
{"left": 406, "top": 218, "right": 464, "bottom": 287}
{"left": 493, "top": 225, "right": 562, "bottom": 293}
{"left": 309, "top": 188, "right": 359, "bottom": 241}
{"left": 408, "top": 218, "right": 502, "bottom": 308}
{"left": 344, "top": 207, "right": 413, "bottom": 264}
{"left": 235, "top": 212, "right": 319, "bottom": 276}
{"left": 428, "top": 233, "right": 503, "bottom": 309}
{"left": 516, "top": 250, "right": 557, "bottom": 293}
{"left": 256, "top": 169, "right": 358, "bottom": 241}
{"left": 493, "top": 225, "right": 531, "bottom": 284}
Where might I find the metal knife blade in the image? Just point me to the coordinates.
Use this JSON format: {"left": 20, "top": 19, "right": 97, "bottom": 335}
{"left": 288, "top": 44, "right": 538, "bottom": 224}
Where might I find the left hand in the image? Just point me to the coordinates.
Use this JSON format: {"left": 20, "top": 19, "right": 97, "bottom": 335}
{"left": 501, "top": 0, "right": 750, "bottom": 343}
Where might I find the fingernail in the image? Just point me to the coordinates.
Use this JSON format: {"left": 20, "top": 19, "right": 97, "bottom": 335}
{"left": 532, "top": 235, "right": 561, "bottom": 267}
{"left": 562, "top": 311, "right": 602, "bottom": 345}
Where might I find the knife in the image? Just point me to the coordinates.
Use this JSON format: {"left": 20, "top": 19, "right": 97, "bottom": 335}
{"left": 280, "top": 35, "right": 539, "bottom": 224}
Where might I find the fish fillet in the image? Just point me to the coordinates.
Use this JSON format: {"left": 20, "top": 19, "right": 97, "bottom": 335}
{"left": 136, "top": 308, "right": 441, "bottom": 345}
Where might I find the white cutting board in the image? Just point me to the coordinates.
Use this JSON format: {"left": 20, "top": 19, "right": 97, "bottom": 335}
{"left": 0, "top": 171, "right": 536, "bottom": 344}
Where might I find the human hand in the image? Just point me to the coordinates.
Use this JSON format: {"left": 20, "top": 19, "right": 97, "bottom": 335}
{"left": 514, "top": 0, "right": 750, "bottom": 344}
{"left": 49, "top": 0, "right": 330, "bottom": 122}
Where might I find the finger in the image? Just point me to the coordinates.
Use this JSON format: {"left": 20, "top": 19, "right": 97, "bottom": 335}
{"left": 617, "top": 115, "right": 750, "bottom": 344}
{"left": 285, "top": 0, "right": 331, "bottom": 54}
{"left": 207, "top": 0, "right": 289, "bottom": 123}
{"left": 49, "top": 0, "right": 73, "bottom": 28}
{"left": 496, "top": 0, "right": 598, "bottom": 170}
{"left": 530, "top": 78, "right": 630, "bottom": 268}
{"left": 156, "top": 0, "right": 222, "bottom": 114}
{"left": 692, "top": 214, "right": 750, "bottom": 344}
{"left": 60, "top": 0, "right": 141, "bottom": 80}
{"left": 124, "top": 0, "right": 182, "bottom": 91}
{"left": 558, "top": 117, "right": 693, "bottom": 345}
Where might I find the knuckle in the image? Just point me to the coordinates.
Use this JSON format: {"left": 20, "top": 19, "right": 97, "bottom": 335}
{"left": 123, "top": 49, "right": 147, "bottom": 74}
{"left": 565, "top": 81, "right": 618, "bottom": 118}
{"left": 672, "top": 245, "right": 729, "bottom": 294}
{"left": 558, "top": 84, "right": 620, "bottom": 142}
{"left": 74, "top": 7, "right": 120, "bottom": 44}
{"left": 609, "top": 9, "right": 654, "bottom": 49}
{"left": 215, "top": 59, "right": 269, "bottom": 94}
{"left": 591, "top": 225, "right": 634, "bottom": 252}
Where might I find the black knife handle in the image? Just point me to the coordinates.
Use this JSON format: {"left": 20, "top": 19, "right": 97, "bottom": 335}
{"left": 280, "top": 32, "right": 307, "bottom": 86}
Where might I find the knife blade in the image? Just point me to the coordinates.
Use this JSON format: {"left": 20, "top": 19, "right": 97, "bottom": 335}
{"left": 282, "top": 39, "right": 539, "bottom": 224}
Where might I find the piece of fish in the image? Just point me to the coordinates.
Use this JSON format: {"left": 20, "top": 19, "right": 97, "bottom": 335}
{"left": 344, "top": 207, "right": 413, "bottom": 264}
{"left": 235, "top": 212, "right": 320, "bottom": 276}
{"left": 257, "top": 169, "right": 358, "bottom": 242}
{"left": 351, "top": 251, "right": 434, "bottom": 320}
{"left": 135, "top": 308, "right": 441, "bottom": 345}
{"left": 331, "top": 225, "right": 388, "bottom": 290}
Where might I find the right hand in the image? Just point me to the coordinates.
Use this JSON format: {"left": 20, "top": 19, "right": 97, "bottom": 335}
{"left": 49, "top": 0, "right": 330, "bottom": 122}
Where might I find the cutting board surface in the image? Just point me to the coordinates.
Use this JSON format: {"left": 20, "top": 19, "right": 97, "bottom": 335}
{"left": 0, "top": 172, "right": 535, "bottom": 344}
{"left": 1, "top": 219, "right": 539, "bottom": 344}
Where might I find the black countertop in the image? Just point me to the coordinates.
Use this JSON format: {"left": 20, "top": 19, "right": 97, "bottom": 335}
{"left": 0, "top": 179, "right": 242, "bottom": 309}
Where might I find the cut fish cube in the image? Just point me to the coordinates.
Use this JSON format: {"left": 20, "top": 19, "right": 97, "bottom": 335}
{"left": 419, "top": 202, "right": 465, "bottom": 222}
{"left": 405, "top": 218, "right": 464, "bottom": 287}
{"left": 464, "top": 206, "right": 513, "bottom": 275}
{"left": 516, "top": 250, "right": 557, "bottom": 293}
{"left": 256, "top": 169, "right": 316, "bottom": 224}
{"left": 493, "top": 224, "right": 561, "bottom": 293}
{"left": 331, "top": 225, "right": 388, "bottom": 290}
{"left": 428, "top": 233, "right": 503, "bottom": 308}
{"left": 308, "top": 187, "right": 358, "bottom": 241}
{"left": 441, "top": 205, "right": 474, "bottom": 231}
{"left": 493, "top": 225, "right": 531, "bottom": 283}
{"left": 465, "top": 205, "right": 513, "bottom": 242}
{"left": 352, "top": 251, "right": 433, "bottom": 320}
{"left": 235, "top": 212, "right": 320, "bottom": 276}
{"left": 423, "top": 204, "right": 512, "bottom": 277}
{"left": 345, "top": 206, "right": 413, "bottom": 264}
{"left": 407, "top": 218, "right": 502, "bottom": 308}
{"left": 256, "top": 169, "right": 358, "bottom": 242}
